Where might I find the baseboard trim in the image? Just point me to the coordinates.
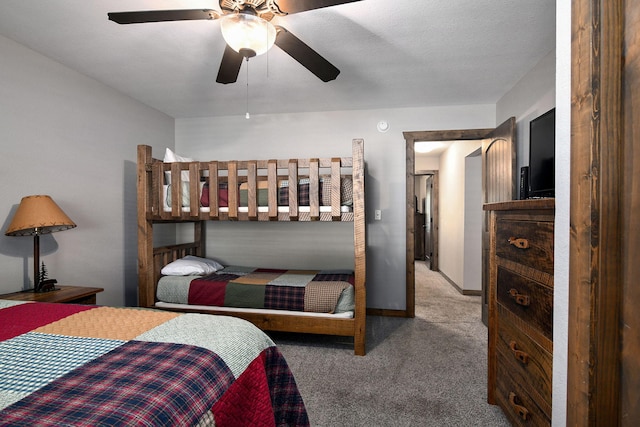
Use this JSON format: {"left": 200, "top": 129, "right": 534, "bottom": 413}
{"left": 439, "top": 271, "right": 482, "bottom": 296}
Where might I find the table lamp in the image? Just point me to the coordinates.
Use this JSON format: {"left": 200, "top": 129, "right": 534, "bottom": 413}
{"left": 5, "top": 195, "right": 76, "bottom": 292}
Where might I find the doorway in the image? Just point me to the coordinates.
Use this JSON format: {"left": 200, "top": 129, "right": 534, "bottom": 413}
{"left": 404, "top": 129, "right": 490, "bottom": 318}
{"left": 403, "top": 120, "right": 515, "bottom": 320}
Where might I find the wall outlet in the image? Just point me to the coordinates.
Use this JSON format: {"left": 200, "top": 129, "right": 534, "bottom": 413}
{"left": 374, "top": 209, "right": 382, "bottom": 220}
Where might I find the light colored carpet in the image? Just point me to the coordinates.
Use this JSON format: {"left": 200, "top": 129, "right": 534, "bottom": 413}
{"left": 270, "top": 261, "right": 510, "bottom": 426}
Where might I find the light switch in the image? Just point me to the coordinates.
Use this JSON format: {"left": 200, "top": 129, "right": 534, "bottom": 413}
{"left": 374, "top": 209, "right": 382, "bottom": 220}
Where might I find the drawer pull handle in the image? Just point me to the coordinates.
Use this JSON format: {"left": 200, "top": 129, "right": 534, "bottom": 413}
{"left": 509, "top": 392, "right": 530, "bottom": 421}
{"left": 509, "top": 340, "right": 530, "bottom": 365}
{"left": 508, "top": 237, "right": 530, "bottom": 249}
{"left": 508, "top": 288, "right": 531, "bottom": 306}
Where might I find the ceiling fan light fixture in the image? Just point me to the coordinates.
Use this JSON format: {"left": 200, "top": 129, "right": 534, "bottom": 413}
{"left": 220, "top": 12, "right": 276, "bottom": 57}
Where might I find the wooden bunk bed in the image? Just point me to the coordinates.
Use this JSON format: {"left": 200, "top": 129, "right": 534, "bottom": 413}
{"left": 137, "top": 139, "right": 366, "bottom": 355}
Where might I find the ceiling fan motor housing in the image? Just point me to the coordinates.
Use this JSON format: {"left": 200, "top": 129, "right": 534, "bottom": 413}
{"left": 239, "top": 48, "right": 257, "bottom": 58}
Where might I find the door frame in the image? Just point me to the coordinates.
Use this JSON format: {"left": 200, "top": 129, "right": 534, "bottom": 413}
{"left": 404, "top": 129, "right": 493, "bottom": 318}
{"left": 567, "top": 0, "right": 627, "bottom": 423}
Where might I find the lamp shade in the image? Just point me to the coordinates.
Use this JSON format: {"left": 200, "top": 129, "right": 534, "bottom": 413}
{"left": 220, "top": 12, "right": 276, "bottom": 57}
{"left": 5, "top": 195, "right": 76, "bottom": 236}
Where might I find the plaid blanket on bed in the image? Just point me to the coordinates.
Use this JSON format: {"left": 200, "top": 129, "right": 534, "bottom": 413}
{"left": 0, "top": 302, "right": 309, "bottom": 427}
{"left": 187, "top": 267, "right": 353, "bottom": 313}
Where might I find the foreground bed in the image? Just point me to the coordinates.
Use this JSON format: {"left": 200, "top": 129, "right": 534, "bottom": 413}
{"left": 137, "top": 139, "right": 366, "bottom": 355}
{"left": 0, "top": 300, "right": 308, "bottom": 426}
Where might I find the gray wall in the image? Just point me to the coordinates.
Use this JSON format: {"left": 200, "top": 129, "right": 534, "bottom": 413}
{"left": 0, "top": 35, "right": 175, "bottom": 306}
{"left": 175, "top": 106, "right": 496, "bottom": 310}
{"left": 497, "top": 49, "right": 556, "bottom": 173}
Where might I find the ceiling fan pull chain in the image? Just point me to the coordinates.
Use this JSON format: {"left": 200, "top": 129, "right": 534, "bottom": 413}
{"left": 245, "top": 57, "right": 250, "bottom": 119}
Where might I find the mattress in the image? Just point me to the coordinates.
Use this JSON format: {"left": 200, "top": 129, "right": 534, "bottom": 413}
{"left": 154, "top": 302, "right": 354, "bottom": 318}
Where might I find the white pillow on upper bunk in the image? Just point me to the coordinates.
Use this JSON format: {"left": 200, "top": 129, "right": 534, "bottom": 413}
{"left": 161, "top": 255, "right": 224, "bottom": 276}
{"left": 164, "top": 147, "right": 193, "bottom": 163}
{"left": 164, "top": 148, "right": 194, "bottom": 184}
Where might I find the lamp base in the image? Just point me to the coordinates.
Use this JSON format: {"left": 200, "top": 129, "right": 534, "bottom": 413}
{"left": 23, "top": 279, "right": 59, "bottom": 293}
{"left": 37, "top": 279, "right": 58, "bottom": 293}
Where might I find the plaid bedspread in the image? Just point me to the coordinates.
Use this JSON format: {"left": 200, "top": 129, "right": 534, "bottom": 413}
{"left": 0, "top": 300, "right": 309, "bottom": 426}
{"left": 185, "top": 267, "right": 354, "bottom": 313}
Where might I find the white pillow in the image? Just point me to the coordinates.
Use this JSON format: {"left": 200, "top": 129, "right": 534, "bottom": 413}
{"left": 164, "top": 147, "right": 193, "bottom": 163}
{"left": 164, "top": 182, "right": 205, "bottom": 208}
{"left": 163, "top": 148, "right": 194, "bottom": 184}
{"left": 161, "top": 255, "right": 223, "bottom": 276}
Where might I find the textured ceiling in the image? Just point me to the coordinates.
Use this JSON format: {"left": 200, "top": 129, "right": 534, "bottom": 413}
{"left": 0, "top": 0, "right": 556, "bottom": 119}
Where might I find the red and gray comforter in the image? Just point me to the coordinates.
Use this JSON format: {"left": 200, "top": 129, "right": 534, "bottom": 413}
{"left": 157, "top": 267, "right": 355, "bottom": 313}
{"left": 0, "top": 300, "right": 308, "bottom": 426}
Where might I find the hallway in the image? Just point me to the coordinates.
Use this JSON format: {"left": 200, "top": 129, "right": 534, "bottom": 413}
{"left": 414, "top": 260, "right": 483, "bottom": 324}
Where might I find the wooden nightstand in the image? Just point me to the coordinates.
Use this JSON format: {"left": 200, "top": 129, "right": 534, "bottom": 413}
{"left": 0, "top": 285, "right": 104, "bottom": 305}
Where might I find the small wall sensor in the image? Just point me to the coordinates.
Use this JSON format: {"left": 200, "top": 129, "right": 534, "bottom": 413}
{"left": 377, "top": 120, "right": 390, "bottom": 133}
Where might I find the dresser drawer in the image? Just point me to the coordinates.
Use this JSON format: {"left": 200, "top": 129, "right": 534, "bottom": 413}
{"left": 497, "top": 308, "right": 553, "bottom": 407}
{"left": 495, "top": 218, "right": 554, "bottom": 275}
{"left": 496, "top": 353, "right": 552, "bottom": 427}
{"left": 497, "top": 267, "right": 553, "bottom": 340}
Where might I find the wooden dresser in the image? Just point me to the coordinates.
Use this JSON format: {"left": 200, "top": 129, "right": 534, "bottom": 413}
{"left": 484, "top": 199, "right": 554, "bottom": 426}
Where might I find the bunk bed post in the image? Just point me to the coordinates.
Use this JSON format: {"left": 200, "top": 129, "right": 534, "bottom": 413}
{"left": 352, "top": 138, "right": 366, "bottom": 355}
{"left": 194, "top": 221, "right": 204, "bottom": 257}
{"left": 309, "top": 158, "right": 320, "bottom": 221}
{"left": 228, "top": 161, "right": 238, "bottom": 220}
{"left": 267, "top": 160, "right": 278, "bottom": 220}
{"left": 151, "top": 163, "right": 163, "bottom": 219}
{"left": 288, "top": 159, "right": 299, "bottom": 221}
{"left": 170, "top": 163, "right": 182, "bottom": 218}
{"left": 208, "top": 162, "right": 219, "bottom": 220}
{"left": 330, "top": 158, "right": 342, "bottom": 221}
{"left": 137, "top": 145, "right": 155, "bottom": 308}
{"left": 247, "top": 161, "right": 258, "bottom": 220}
{"left": 188, "top": 163, "right": 199, "bottom": 218}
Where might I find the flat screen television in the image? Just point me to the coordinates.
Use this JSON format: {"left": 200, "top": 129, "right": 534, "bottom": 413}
{"left": 528, "top": 108, "right": 555, "bottom": 198}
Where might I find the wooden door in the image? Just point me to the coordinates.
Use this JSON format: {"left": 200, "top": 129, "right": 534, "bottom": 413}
{"left": 481, "top": 117, "right": 516, "bottom": 325}
{"left": 425, "top": 174, "right": 434, "bottom": 267}
{"left": 414, "top": 212, "right": 425, "bottom": 260}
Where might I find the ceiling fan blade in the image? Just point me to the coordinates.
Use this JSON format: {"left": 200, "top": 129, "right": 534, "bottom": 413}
{"left": 274, "top": 27, "right": 340, "bottom": 82}
{"left": 271, "top": 0, "right": 362, "bottom": 15}
{"left": 108, "top": 9, "right": 219, "bottom": 24}
{"left": 216, "top": 45, "right": 244, "bottom": 84}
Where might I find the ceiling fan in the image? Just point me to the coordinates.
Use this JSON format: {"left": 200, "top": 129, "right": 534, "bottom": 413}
{"left": 108, "top": 0, "right": 362, "bottom": 84}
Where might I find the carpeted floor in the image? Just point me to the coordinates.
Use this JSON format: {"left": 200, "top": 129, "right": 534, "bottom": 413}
{"left": 269, "top": 261, "right": 510, "bottom": 426}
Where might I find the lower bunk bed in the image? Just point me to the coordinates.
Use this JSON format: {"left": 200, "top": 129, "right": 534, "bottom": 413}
{"left": 137, "top": 139, "right": 367, "bottom": 355}
{"left": 0, "top": 299, "right": 308, "bottom": 426}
